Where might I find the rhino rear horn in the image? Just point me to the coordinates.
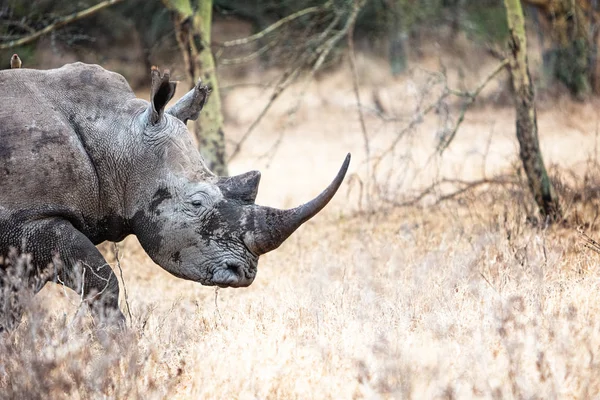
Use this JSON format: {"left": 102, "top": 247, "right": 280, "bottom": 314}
{"left": 218, "top": 171, "right": 261, "bottom": 204}
{"left": 148, "top": 67, "right": 177, "bottom": 125}
{"left": 245, "top": 154, "right": 351, "bottom": 255}
{"left": 167, "top": 79, "right": 212, "bottom": 124}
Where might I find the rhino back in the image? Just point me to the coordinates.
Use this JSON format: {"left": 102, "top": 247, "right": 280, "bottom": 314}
{"left": 0, "top": 63, "right": 139, "bottom": 239}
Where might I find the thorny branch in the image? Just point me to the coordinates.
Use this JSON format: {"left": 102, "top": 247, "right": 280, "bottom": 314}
{"left": 0, "top": 0, "right": 124, "bottom": 50}
{"left": 371, "top": 86, "right": 447, "bottom": 173}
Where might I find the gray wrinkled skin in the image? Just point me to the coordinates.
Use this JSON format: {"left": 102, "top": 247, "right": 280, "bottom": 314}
{"left": 0, "top": 63, "right": 349, "bottom": 327}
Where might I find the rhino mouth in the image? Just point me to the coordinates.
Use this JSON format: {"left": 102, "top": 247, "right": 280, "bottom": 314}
{"left": 211, "top": 261, "right": 254, "bottom": 288}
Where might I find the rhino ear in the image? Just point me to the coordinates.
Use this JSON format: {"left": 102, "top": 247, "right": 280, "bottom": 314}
{"left": 167, "top": 79, "right": 211, "bottom": 124}
{"left": 217, "top": 171, "right": 261, "bottom": 204}
{"left": 148, "top": 67, "right": 177, "bottom": 125}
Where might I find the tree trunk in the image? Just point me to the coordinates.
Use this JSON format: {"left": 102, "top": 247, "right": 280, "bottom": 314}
{"left": 504, "top": 0, "right": 562, "bottom": 221}
{"left": 164, "top": 0, "right": 228, "bottom": 176}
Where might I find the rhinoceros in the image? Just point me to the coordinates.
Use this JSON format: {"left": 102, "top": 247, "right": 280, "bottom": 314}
{"left": 0, "top": 62, "right": 349, "bottom": 328}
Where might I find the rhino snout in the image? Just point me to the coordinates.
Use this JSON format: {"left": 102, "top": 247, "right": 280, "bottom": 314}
{"left": 212, "top": 261, "right": 254, "bottom": 288}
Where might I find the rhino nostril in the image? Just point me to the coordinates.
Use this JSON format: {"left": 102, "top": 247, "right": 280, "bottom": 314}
{"left": 225, "top": 261, "right": 243, "bottom": 278}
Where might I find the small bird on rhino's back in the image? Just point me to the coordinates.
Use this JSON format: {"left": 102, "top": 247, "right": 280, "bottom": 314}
{"left": 10, "top": 54, "right": 21, "bottom": 69}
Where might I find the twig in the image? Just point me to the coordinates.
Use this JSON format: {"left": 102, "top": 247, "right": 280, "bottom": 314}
{"left": 437, "top": 58, "right": 509, "bottom": 154}
{"left": 283, "top": 12, "right": 342, "bottom": 119}
{"left": 219, "top": 1, "right": 333, "bottom": 48}
{"left": 219, "top": 40, "right": 277, "bottom": 65}
{"left": 372, "top": 92, "right": 448, "bottom": 172}
{"left": 479, "top": 271, "right": 501, "bottom": 298}
{"left": 0, "top": 20, "right": 35, "bottom": 34}
{"left": 258, "top": 129, "right": 286, "bottom": 167}
{"left": 578, "top": 229, "right": 600, "bottom": 254}
{"left": 220, "top": 82, "right": 273, "bottom": 92}
{"left": 384, "top": 176, "right": 519, "bottom": 207}
{"left": 486, "top": 43, "right": 507, "bottom": 61}
{"left": 373, "top": 59, "right": 507, "bottom": 181}
{"left": 0, "top": 0, "right": 124, "bottom": 50}
{"left": 257, "top": 12, "right": 342, "bottom": 166}
{"left": 435, "top": 177, "right": 517, "bottom": 203}
{"left": 391, "top": 180, "right": 440, "bottom": 207}
{"left": 214, "top": 287, "right": 222, "bottom": 326}
{"left": 113, "top": 242, "right": 132, "bottom": 326}
{"left": 227, "top": 65, "right": 302, "bottom": 162}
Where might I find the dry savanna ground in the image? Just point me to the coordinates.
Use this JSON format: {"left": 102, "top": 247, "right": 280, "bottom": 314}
{"left": 3, "top": 51, "right": 600, "bottom": 399}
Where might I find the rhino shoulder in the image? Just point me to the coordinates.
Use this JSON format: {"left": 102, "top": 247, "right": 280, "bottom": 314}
{"left": 53, "top": 62, "right": 134, "bottom": 97}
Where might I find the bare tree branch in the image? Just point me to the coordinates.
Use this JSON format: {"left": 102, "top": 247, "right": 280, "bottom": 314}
{"left": 384, "top": 176, "right": 519, "bottom": 207}
{"left": 372, "top": 87, "right": 449, "bottom": 173}
{"left": 281, "top": 12, "right": 342, "bottom": 118}
{"left": 227, "top": 0, "right": 367, "bottom": 163}
{"left": 219, "top": 40, "right": 277, "bottom": 65}
{"left": 228, "top": 65, "right": 302, "bottom": 162}
{"left": 437, "top": 58, "right": 509, "bottom": 154}
{"left": 372, "top": 58, "right": 508, "bottom": 181}
{"left": 219, "top": 1, "right": 333, "bottom": 48}
{"left": 0, "top": 0, "right": 124, "bottom": 50}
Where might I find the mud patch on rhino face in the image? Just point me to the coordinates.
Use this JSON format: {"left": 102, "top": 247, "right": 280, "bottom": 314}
{"left": 150, "top": 188, "right": 172, "bottom": 215}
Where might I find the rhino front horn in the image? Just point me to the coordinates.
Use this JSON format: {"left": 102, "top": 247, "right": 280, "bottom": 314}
{"left": 245, "top": 153, "right": 351, "bottom": 255}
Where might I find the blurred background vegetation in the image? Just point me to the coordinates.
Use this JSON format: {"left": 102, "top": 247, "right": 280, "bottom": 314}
{"left": 2, "top": 0, "right": 597, "bottom": 97}
{"left": 0, "top": 2, "right": 563, "bottom": 84}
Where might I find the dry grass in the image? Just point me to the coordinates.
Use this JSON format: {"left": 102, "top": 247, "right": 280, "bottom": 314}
{"left": 3, "top": 52, "right": 600, "bottom": 399}
{"left": 4, "top": 201, "right": 600, "bottom": 399}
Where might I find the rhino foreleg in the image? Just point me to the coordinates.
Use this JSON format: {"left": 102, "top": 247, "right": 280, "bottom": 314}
{"left": 61, "top": 256, "right": 125, "bottom": 328}
{"left": 54, "top": 233, "right": 125, "bottom": 327}
{"left": 7, "top": 218, "right": 125, "bottom": 327}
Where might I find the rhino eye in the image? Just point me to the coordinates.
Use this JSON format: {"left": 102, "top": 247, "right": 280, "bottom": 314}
{"left": 191, "top": 199, "right": 203, "bottom": 207}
